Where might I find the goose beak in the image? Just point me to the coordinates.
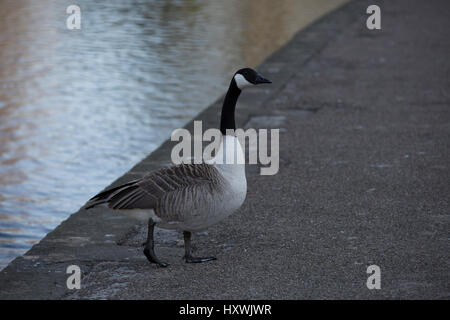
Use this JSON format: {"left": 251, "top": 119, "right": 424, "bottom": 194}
{"left": 255, "top": 74, "right": 272, "bottom": 84}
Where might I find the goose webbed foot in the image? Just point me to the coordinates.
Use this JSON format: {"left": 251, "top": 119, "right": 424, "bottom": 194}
{"left": 143, "top": 218, "right": 168, "bottom": 267}
{"left": 143, "top": 245, "right": 168, "bottom": 267}
{"left": 184, "top": 255, "right": 217, "bottom": 263}
{"left": 183, "top": 231, "right": 216, "bottom": 264}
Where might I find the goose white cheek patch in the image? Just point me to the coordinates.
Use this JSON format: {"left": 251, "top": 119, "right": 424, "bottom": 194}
{"left": 234, "top": 74, "right": 252, "bottom": 89}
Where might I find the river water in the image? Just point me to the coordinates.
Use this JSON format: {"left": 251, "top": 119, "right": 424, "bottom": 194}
{"left": 0, "top": 0, "right": 346, "bottom": 269}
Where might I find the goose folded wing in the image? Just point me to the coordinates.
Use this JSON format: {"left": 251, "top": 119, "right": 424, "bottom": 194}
{"left": 102, "top": 163, "right": 219, "bottom": 210}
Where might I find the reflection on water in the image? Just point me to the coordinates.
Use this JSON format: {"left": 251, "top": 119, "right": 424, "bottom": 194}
{"left": 0, "top": 0, "right": 346, "bottom": 269}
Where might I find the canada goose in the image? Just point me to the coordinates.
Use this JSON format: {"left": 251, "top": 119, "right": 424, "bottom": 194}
{"left": 86, "top": 68, "right": 271, "bottom": 267}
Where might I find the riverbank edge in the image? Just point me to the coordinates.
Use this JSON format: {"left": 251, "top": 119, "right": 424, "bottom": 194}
{"left": 0, "top": 0, "right": 365, "bottom": 299}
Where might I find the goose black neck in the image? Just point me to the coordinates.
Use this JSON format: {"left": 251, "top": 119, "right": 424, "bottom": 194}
{"left": 220, "top": 78, "right": 241, "bottom": 135}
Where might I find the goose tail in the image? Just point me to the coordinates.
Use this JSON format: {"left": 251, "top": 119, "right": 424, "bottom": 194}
{"left": 84, "top": 179, "right": 141, "bottom": 210}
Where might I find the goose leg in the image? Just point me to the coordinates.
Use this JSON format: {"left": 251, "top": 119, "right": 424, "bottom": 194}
{"left": 143, "top": 218, "right": 168, "bottom": 267}
{"left": 183, "top": 231, "right": 216, "bottom": 263}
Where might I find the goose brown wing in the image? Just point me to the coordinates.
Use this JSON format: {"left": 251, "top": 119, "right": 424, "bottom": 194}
{"left": 86, "top": 163, "right": 220, "bottom": 210}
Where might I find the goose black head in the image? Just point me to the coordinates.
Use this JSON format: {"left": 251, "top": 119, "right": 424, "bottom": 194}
{"left": 220, "top": 68, "right": 271, "bottom": 135}
{"left": 233, "top": 68, "right": 272, "bottom": 90}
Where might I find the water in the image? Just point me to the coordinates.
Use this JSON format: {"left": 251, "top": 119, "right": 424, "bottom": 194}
{"left": 0, "top": 0, "right": 346, "bottom": 269}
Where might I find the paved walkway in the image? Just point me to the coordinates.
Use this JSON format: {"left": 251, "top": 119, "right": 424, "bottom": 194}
{"left": 0, "top": 0, "right": 448, "bottom": 299}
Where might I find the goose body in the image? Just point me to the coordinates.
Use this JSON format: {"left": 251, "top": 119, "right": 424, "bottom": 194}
{"left": 89, "top": 135, "right": 246, "bottom": 231}
{"left": 86, "top": 68, "right": 270, "bottom": 266}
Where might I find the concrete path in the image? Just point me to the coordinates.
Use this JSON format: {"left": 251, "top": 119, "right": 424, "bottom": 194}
{"left": 0, "top": 0, "right": 448, "bottom": 299}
